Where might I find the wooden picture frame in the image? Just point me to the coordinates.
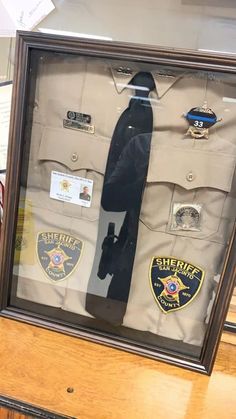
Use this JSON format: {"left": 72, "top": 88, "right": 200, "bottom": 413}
{"left": 224, "top": 284, "right": 236, "bottom": 333}
{"left": 0, "top": 31, "right": 235, "bottom": 375}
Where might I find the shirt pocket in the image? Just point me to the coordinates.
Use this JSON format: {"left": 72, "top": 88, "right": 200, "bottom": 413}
{"left": 140, "top": 146, "right": 235, "bottom": 241}
{"left": 34, "top": 126, "right": 109, "bottom": 221}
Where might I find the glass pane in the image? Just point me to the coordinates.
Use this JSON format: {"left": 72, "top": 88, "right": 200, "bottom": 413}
{"left": 37, "top": 0, "right": 236, "bottom": 53}
{"left": 10, "top": 48, "right": 236, "bottom": 361}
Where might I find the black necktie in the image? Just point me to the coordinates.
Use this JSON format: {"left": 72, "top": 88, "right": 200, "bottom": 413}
{"left": 104, "top": 72, "right": 155, "bottom": 181}
{"left": 86, "top": 71, "right": 155, "bottom": 324}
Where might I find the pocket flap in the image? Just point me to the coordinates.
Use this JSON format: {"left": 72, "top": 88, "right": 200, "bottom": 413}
{"left": 147, "top": 146, "right": 236, "bottom": 192}
{"left": 38, "top": 126, "right": 110, "bottom": 174}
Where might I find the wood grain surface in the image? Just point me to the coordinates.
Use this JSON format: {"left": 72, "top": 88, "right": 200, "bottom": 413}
{"left": 221, "top": 330, "right": 236, "bottom": 345}
{"left": 0, "top": 408, "right": 33, "bottom": 419}
{"left": 0, "top": 317, "right": 235, "bottom": 419}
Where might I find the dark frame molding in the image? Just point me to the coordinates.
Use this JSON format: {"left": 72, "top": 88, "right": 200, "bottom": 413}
{"left": 224, "top": 320, "right": 236, "bottom": 333}
{"left": 0, "top": 395, "right": 75, "bottom": 418}
{"left": 0, "top": 31, "right": 235, "bottom": 375}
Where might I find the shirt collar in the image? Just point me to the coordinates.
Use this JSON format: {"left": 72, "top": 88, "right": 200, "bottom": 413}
{"left": 109, "top": 62, "right": 183, "bottom": 98}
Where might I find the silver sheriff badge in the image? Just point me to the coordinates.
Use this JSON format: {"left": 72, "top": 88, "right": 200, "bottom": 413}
{"left": 171, "top": 203, "right": 202, "bottom": 231}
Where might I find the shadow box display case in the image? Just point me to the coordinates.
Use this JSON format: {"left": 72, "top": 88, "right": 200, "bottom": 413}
{"left": 0, "top": 31, "right": 235, "bottom": 375}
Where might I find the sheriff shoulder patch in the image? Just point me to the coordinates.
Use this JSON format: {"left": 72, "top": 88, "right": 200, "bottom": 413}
{"left": 37, "top": 232, "right": 83, "bottom": 282}
{"left": 149, "top": 256, "right": 204, "bottom": 313}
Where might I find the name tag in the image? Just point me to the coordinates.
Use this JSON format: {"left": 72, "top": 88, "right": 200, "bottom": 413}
{"left": 50, "top": 171, "right": 93, "bottom": 208}
{"left": 63, "top": 110, "right": 94, "bottom": 133}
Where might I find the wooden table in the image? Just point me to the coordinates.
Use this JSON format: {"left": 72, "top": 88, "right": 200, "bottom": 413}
{"left": 0, "top": 318, "right": 235, "bottom": 419}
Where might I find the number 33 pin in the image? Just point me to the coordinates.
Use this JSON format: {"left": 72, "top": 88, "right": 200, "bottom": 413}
{"left": 184, "top": 102, "right": 221, "bottom": 139}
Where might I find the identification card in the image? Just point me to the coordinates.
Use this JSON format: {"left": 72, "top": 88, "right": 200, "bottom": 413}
{"left": 50, "top": 171, "right": 93, "bottom": 208}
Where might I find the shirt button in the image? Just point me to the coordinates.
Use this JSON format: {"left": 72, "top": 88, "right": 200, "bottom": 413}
{"left": 186, "top": 172, "right": 195, "bottom": 182}
{"left": 71, "top": 152, "right": 78, "bottom": 162}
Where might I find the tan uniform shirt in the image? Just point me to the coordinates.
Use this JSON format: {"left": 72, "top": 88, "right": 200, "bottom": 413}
{"left": 122, "top": 72, "right": 236, "bottom": 345}
{"left": 15, "top": 55, "right": 162, "bottom": 315}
